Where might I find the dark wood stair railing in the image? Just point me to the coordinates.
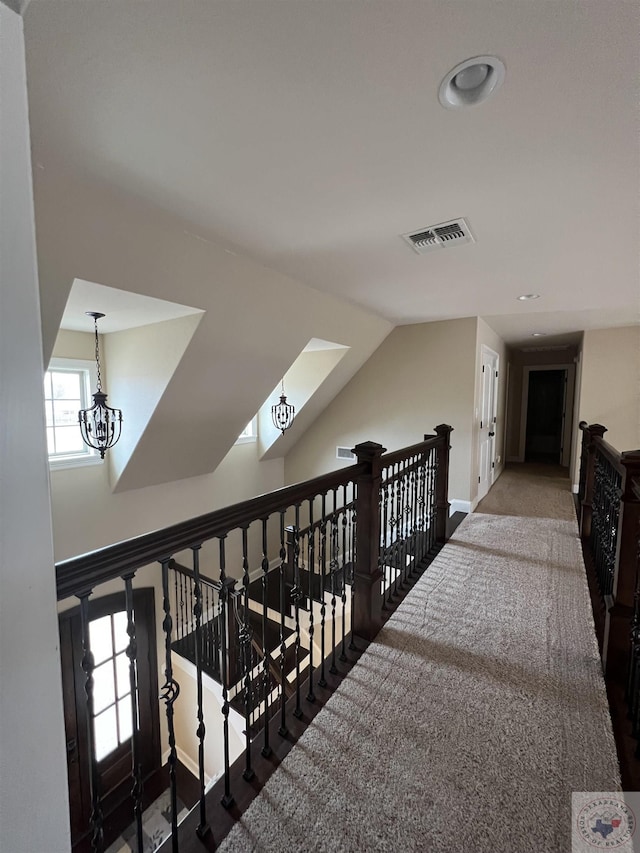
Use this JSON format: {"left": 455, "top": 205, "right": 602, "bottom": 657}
{"left": 55, "top": 428, "right": 452, "bottom": 852}
{"left": 577, "top": 421, "right": 640, "bottom": 787}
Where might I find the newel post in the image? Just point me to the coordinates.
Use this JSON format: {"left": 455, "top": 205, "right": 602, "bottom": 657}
{"left": 580, "top": 423, "right": 607, "bottom": 539}
{"left": 433, "top": 424, "right": 453, "bottom": 544}
{"left": 605, "top": 451, "right": 640, "bottom": 684}
{"left": 352, "top": 441, "right": 386, "bottom": 642}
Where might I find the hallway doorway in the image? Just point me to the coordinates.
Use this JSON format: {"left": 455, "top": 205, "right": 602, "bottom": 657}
{"left": 519, "top": 365, "right": 575, "bottom": 467}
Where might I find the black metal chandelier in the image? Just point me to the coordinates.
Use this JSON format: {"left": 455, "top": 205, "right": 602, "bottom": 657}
{"left": 271, "top": 379, "right": 295, "bottom": 434}
{"left": 78, "top": 312, "right": 123, "bottom": 459}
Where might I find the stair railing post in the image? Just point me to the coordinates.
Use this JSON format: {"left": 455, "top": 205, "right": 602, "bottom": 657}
{"left": 580, "top": 423, "right": 607, "bottom": 539}
{"left": 352, "top": 441, "right": 386, "bottom": 642}
{"left": 577, "top": 421, "right": 589, "bottom": 507}
{"left": 433, "top": 424, "right": 453, "bottom": 544}
{"left": 604, "top": 450, "right": 640, "bottom": 684}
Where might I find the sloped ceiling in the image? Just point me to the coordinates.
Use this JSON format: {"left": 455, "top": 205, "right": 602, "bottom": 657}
{"left": 21, "top": 1, "right": 640, "bottom": 490}
{"left": 34, "top": 166, "right": 392, "bottom": 491}
{"left": 23, "top": 0, "right": 640, "bottom": 344}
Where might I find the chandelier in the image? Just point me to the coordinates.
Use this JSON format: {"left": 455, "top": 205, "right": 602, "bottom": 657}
{"left": 271, "top": 379, "right": 295, "bottom": 434}
{"left": 78, "top": 312, "right": 123, "bottom": 458}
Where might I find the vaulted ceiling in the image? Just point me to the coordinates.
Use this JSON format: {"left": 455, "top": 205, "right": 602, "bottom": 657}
{"left": 21, "top": 1, "right": 640, "bottom": 490}
{"left": 24, "top": 0, "right": 640, "bottom": 345}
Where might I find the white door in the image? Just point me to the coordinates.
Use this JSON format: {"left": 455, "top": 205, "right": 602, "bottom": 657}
{"left": 478, "top": 346, "right": 499, "bottom": 501}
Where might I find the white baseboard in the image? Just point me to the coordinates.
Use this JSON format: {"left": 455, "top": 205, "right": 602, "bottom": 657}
{"left": 178, "top": 746, "right": 210, "bottom": 784}
{"left": 450, "top": 499, "right": 473, "bottom": 515}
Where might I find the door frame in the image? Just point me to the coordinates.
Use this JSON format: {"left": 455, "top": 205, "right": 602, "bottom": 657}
{"left": 518, "top": 363, "right": 576, "bottom": 466}
{"left": 478, "top": 345, "right": 500, "bottom": 502}
{"left": 59, "top": 587, "right": 161, "bottom": 849}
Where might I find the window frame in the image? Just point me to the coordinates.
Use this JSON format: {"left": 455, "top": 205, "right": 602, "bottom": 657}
{"left": 235, "top": 416, "right": 258, "bottom": 445}
{"left": 45, "top": 357, "right": 103, "bottom": 469}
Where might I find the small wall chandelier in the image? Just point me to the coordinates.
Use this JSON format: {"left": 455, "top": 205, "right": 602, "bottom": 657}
{"left": 78, "top": 312, "right": 123, "bottom": 459}
{"left": 271, "top": 379, "right": 295, "bottom": 434}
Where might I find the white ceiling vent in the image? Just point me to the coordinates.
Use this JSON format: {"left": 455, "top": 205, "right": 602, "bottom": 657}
{"left": 336, "top": 446, "right": 356, "bottom": 461}
{"left": 402, "top": 218, "right": 475, "bottom": 255}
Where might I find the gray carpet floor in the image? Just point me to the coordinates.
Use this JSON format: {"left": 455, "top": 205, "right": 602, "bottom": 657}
{"left": 219, "top": 465, "right": 620, "bottom": 853}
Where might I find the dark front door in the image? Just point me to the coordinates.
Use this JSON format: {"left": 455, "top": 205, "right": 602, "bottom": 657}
{"left": 59, "top": 588, "right": 161, "bottom": 849}
{"left": 525, "top": 369, "right": 566, "bottom": 464}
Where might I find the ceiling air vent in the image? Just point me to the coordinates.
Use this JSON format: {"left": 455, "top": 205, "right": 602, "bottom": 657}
{"left": 402, "top": 218, "right": 475, "bottom": 255}
{"left": 336, "top": 446, "right": 356, "bottom": 461}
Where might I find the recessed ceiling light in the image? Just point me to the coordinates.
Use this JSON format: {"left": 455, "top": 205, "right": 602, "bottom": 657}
{"left": 439, "top": 55, "right": 506, "bottom": 109}
{"left": 517, "top": 294, "right": 540, "bottom": 301}
{"left": 531, "top": 332, "right": 546, "bottom": 337}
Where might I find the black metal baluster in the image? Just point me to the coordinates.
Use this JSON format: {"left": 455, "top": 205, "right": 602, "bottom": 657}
{"left": 189, "top": 573, "right": 195, "bottom": 641}
{"left": 340, "top": 484, "right": 348, "bottom": 662}
{"left": 278, "top": 511, "right": 289, "bottom": 736}
{"left": 123, "top": 574, "right": 144, "bottom": 853}
{"left": 400, "top": 460, "right": 409, "bottom": 587}
{"left": 203, "top": 582, "right": 211, "bottom": 674}
{"left": 241, "top": 527, "right": 254, "bottom": 780}
{"left": 260, "top": 518, "right": 272, "bottom": 757}
{"left": 160, "top": 558, "right": 180, "bottom": 852}
{"left": 218, "top": 537, "right": 235, "bottom": 809}
{"left": 318, "top": 493, "right": 328, "bottom": 688}
{"left": 191, "top": 547, "right": 210, "bottom": 839}
{"left": 349, "top": 497, "right": 357, "bottom": 652}
{"left": 428, "top": 448, "right": 437, "bottom": 552}
{"left": 307, "top": 499, "right": 316, "bottom": 701}
{"left": 409, "top": 456, "right": 417, "bottom": 576}
{"left": 79, "top": 592, "right": 104, "bottom": 853}
{"left": 173, "top": 568, "right": 179, "bottom": 642}
{"left": 391, "top": 465, "right": 400, "bottom": 597}
{"left": 207, "top": 583, "right": 214, "bottom": 676}
{"left": 293, "top": 507, "right": 303, "bottom": 719}
{"left": 213, "top": 588, "right": 221, "bottom": 682}
{"left": 418, "top": 452, "right": 427, "bottom": 562}
{"left": 179, "top": 572, "right": 185, "bottom": 640}
{"left": 382, "top": 472, "right": 392, "bottom": 608}
{"left": 330, "top": 489, "right": 338, "bottom": 674}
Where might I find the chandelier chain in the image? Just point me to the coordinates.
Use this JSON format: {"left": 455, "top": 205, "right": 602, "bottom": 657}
{"left": 93, "top": 316, "right": 102, "bottom": 392}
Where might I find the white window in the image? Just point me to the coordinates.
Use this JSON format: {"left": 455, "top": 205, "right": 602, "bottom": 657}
{"left": 236, "top": 417, "right": 257, "bottom": 444}
{"left": 44, "top": 358, "right": 102, "bottom": 468}
{"left": 89, "top": 610, "right": 133, "bottom": 762}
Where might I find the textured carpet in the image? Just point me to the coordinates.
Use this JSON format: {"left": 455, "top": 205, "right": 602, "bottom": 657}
{"left": 219, "top": 465, "right": 619, "bottom": 853}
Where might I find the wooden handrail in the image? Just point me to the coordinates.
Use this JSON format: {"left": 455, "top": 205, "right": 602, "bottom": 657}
{"left": 56, "top": 434, "right": 450, "bottom": 602}
{"left": 379, "top": 434, "right": 441, "bottom": 468}
{"left": 56, "top": 461, "right": 367, "bottom": 600}
{"left": 593, "top": 434, "right": 626, "bottom": 476}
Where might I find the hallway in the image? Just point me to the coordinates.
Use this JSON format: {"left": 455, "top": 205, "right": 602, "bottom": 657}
{"left": 218, "top": 465, "right": 619, "bottom": 852}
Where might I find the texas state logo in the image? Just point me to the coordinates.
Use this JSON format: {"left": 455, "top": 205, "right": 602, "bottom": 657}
{"left": 576, "top": 796, "right": 636, "bottom": 849}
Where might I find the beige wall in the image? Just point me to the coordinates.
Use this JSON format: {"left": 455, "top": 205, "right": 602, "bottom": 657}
{"left": 172, "top": 655, "right": 243, "bottom": 786}
{"left": 0, "top": 6, "right": 70, "bottom": 850}
{"left": 580, "top": 325, "right": 640, "bottom": 452}
{"left": 50, "top": 441, "right": 284, "bottom": 562}
{"left": 284, "top": 318, "right": 477, "bottom": 506}
{"left": 50, "top": 331, "right": 286, "bottom": 561}
{"left": 259, "top": 346, "right": 348, "bottom": 459}
{"left": 104, "top": 314, "right": 204, "bottom": 489}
